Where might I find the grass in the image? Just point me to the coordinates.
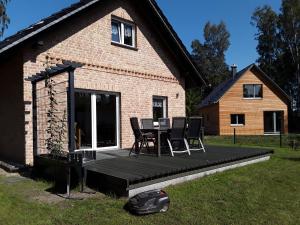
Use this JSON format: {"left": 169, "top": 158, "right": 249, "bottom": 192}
{"left": 0, "top": 142, "right": 300, "bottom": 224}
{"left": 205, "top": 133, "right": 300, "bottom": 148}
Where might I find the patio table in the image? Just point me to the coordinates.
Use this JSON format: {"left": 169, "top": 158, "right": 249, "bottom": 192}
{"left": 141, "top": 128, "right": 170, "bottom": 157}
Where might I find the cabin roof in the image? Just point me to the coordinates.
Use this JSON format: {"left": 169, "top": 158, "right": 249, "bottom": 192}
{"left": 199, "top": 64, "right": 290, "bottom": 108}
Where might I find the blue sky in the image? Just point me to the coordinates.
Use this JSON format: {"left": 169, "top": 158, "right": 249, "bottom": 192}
{"left": 2, "top": 0, "right": 281, "bottom": 69}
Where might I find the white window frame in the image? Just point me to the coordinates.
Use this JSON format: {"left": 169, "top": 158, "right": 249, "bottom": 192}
{"left": 75, "top": 91, "right": 120, "bottom": 152}
{"left": 153, "top": 96, "right": 168, "bottom": 126}
{"left": 111, "top": 19, "right": 136, "bottom": 48}
{"left": 230, "top": 114, "right": 245, "bottom": 126}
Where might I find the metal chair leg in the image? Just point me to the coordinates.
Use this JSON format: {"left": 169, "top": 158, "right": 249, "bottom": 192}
{"left": 199, "top": 137, "right": 206, "bottom": 152}
{"left": 184, "top": 138, "right": 191, "bottom": 155}
{"left": 167, "top": 139, "right": 174, "bottom": 157}
{"left": 129, "top": 142, "right": 136, "bottom": 156}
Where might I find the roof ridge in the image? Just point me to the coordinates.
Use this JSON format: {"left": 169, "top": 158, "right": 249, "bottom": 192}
{"left": 0, "top": 0, "right": 206, "bottom": 85}
{"left": 199, "top": 63, "right": 290, "bottom": 108}
{"left": 199, "top": 64, "right": 257, "bottom": 108}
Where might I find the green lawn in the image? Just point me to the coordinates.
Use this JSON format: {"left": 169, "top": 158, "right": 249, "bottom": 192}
{"left": 0, "top": 145, "right": 300, "bottom": 225}
{"left": 204, "top": 133, "right": 300, "bottom": 148}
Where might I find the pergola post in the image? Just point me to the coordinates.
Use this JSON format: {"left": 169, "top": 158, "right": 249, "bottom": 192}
{"left": 68, "top": 70, "right": 75, "bottom": 153}
{"left": 32, "top": 82, "right": 38, "bottom": 156}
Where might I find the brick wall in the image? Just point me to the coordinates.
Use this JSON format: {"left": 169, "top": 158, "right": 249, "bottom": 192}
{"left": 21, "top": 0, "right": 186, "bottom": 164}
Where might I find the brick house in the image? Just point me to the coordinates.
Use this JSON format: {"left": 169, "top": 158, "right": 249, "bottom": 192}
{"left": 199, "top": 64, "right": 289, "bottom": 135}
{"left": 0, "top": 0, "right": 205, "bottom": 165}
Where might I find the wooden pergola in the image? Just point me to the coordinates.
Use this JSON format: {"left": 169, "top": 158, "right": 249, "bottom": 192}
{"left": 26, "top": 60, "right": 82, "bottom": 156}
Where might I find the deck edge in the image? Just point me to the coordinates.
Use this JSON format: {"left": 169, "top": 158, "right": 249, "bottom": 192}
{"left": 127, "top": 154, "right": 271, "bottom": 197}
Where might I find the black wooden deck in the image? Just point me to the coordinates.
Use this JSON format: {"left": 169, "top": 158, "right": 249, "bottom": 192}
{"left": 85, "top": 145, "right": 273, "bottom": 196}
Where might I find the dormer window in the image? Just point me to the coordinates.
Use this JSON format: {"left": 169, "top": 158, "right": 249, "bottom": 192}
{"left": 111, "top": 19, "right": 135, "bottom": 48}
{"left": 243, "top": 84, "right": 263, "bottom": 98}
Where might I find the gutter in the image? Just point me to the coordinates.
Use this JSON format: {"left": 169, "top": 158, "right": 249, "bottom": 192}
{"left": 0, "top": 0, "right": 100, "bottom": 54}
{"left": 147, "top": 0, "right": 207, "bottom": 86}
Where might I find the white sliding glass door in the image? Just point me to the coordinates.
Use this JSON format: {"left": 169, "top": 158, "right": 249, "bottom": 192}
{"left": 75, "top": 91, "right": 120, "bottom": 151}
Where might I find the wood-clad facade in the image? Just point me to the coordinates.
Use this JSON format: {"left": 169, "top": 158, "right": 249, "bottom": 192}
{"left": 199, "top": 65, "right": 289, "bottom": 136}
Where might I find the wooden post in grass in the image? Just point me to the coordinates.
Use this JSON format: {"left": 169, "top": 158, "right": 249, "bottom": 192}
{"left": 280, "top": 130, "right": 282, "bottom": 148}
{"left": 233, "top": 128, "right": 236, "bottom": 144}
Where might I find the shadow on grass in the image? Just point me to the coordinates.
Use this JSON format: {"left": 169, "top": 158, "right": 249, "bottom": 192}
{"left": 279, "top": 157, "right": 300, "bottom": 162}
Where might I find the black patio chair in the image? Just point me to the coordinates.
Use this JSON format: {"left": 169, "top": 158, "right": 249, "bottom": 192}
{"left": 158, "top": 118, "right": 170, "bottom": 130}
{"left": 186, "top": 117, "right": 205, "bottom": 152}
{"left": 141, "top": 118, "right": 154, "bottom": 129}
{"left": 167, "top": 117, "right": 190, "bottom": 157}
{"left": 129, "top": 117, "right": 155, "bottom": 156}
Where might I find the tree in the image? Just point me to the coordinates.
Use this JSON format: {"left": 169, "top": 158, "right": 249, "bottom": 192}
{"left": 191, "top": 21, "right": 231, "bottom": 89}
{"left": 0, "top": 0, "right": 10, "bottom": 37}
{"left": 279, "top": 0, "right": 300, "bottom": 112}
{"left": 186, "top": 88, "right": 203, "bottom": 117}
{"left": 251, "top": 6, "right": 279, "bottom": 77}
{"left": 187, "top": 21, "right": 231, "bottom": 116}
{"left": 252, "top": 0, "right": 300, "bottom": 112}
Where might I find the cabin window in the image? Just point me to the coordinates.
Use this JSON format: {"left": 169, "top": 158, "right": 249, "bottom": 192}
{"left": 243, "top": 84, "right": 262, "bottom": 98}
{"left": 153, "top": 96, "right": 167, "bottom": 122}
{"left": 230, "top": 114, "right": 245, "bottom": 126}
{"left": 111, "top": 19, "right": 135, "bottom": 47}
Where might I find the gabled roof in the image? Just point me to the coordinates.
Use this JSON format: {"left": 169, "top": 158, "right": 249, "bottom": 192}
{"left": 0, "top": 0, "right": 206, "bottom": 86}
{"left": 199, "top": 64, "right": 290, "bottom": 108}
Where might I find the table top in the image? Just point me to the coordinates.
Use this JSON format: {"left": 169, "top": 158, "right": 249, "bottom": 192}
{"left": 141, "top": 128, "right": 170, "bottom": 132}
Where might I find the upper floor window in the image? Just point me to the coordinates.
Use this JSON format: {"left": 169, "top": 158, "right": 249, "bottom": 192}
{"left": 243, "top": 84, "right": 262, "bottom": 98}
{"left": 111, "top": 19, "right": 135, "bottom": 48}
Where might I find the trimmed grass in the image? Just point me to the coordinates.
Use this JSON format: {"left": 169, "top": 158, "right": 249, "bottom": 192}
{"left": 205, "top": 134, "right": 300, "bottom": 148}
{"left": 0, "top": 146, "right": 300, "bottom": 224}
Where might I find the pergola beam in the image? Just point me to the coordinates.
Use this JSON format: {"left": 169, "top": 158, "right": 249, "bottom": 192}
{"left": 26, "top": 60, "right": 82, "bottom": 83}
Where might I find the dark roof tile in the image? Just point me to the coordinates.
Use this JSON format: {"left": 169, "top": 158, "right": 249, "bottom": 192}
{"left": 199, "top": 64, "right": 289, "bottom": 108}
{"left": 0, "top": 0, "right": 206, "bottom": 85}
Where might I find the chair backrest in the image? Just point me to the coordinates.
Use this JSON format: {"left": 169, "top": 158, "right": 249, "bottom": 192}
{"left": 158, "top": 118, "right": 170, "bottom": 130}
{"left": 170, "top": 117, "right": 186, "bottom": 139}
{"left": 141, "top": 118, "right": 154, "bottom": 129}
{"left": 130, "top": 117, "right": 143, "bottom": 140}
{"left": 186, "top": 117, "right": 203, "bottom": 139}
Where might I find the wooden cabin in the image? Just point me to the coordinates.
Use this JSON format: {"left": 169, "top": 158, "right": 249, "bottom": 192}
{"left": 199, "top": 64, "right": 290, "bottom": 135}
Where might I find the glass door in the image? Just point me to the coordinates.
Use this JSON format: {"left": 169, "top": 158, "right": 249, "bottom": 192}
{"left": 75, "top": 91, "right": 120, "bottom": 150}
{"left": 75, "top": 92, "right": 92, "bottom": 150}
{"left": 96, "top": 94, "right": 118, "bottom": 148}
{"left": 264, "top": 111, "right": 282, "bottom": 134}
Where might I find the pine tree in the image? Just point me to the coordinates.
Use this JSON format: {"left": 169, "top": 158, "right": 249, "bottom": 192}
{"left": 0, "top": 0, "right": 10, "bottom": 37}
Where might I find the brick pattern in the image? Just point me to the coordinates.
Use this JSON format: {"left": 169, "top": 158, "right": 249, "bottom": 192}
{"left": 35, "top": 73, "right": 69, "bottom": 155}
{"left": 21, "top": 0, "right": 186, "bottom": 164}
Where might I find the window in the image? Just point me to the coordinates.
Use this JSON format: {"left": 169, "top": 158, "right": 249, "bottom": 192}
{"left": 111, "top": 19, "right": 135, "bottom": 47}
{"left": 243, "top": 84, "right": 262, "bottom": 98}
{"left": 153, "top": 96, "right": 167, "bottom": 122}
{"left": 111, "top": 21, "right": 121, "bottom": 43}
{"left": 230, "top": 114, "right": 245, "bottom": 126}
